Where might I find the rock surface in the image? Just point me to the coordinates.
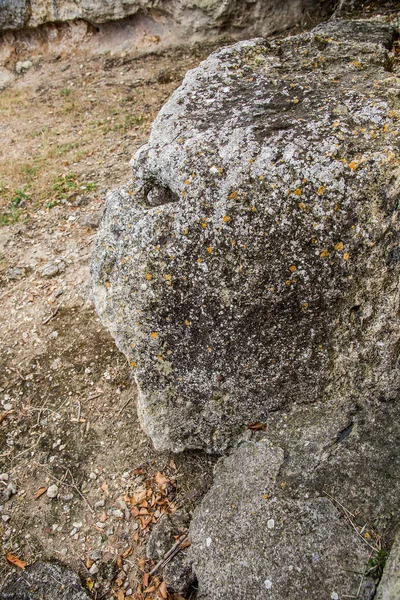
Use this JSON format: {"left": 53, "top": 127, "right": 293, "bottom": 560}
{"left": 0, "top": 0, "right": 335, "bottom": 37}
{"left": 376, "top": 529, "right": 400, "bottom": 600}
{"left": 0, "top": 561, "right": 90, "bottom": 600}
{"left": 189, "top": 438, "right": 370, "bottom": 599}
{"left": 92, "top": 19, "right": 400, "bottom": 453}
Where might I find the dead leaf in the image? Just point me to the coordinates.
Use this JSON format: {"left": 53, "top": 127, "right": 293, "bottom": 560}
{"left": 131, "top": 506, "right": 140, "bottom": 518}
{"left": 6, "top": 553, "right": 27, "bottom": 569}
{"left": 169, "top": 459, "right": 176, "bottom": 470}
{"left": 130, "top": 489, "right": 147, "bottom": 505}
{"left": 122, "top": 546, "right": 133, "bottom": 559}
{"left": 180, "top": 539, "right": 191, "bottom": 550}
{"left": 101, "top": 482, "right": 109, "bottom": 492}
{"left": 117, "top": 555, "right": 123, "bottom": 569}
{"left": 144, "top": 585, "right": 156, "bottom": 593}
{"left": 142, "top": 572, "right": 150, "bottom": 587}
{"left": 134, "top": 468, "right": 145, "bottom": 475}
{"left": 158, "top": 581, "right": 168, "bottom": 599}
{"left": 155, "top": 472, "right": 168, "bottom": 486}
{"left": 133, "top": 532, "right": 140, "bottom": 544}
{"left": 86, "top": 578, "right": 94, "bottom": 591}
{"left": 86, "top": 557, "right": 94, "bottom": 569}
{"left": 117, "top": 590, "right": 125, "bottom": 600}
{"left": 34, "top": 486, "right": 48, "bottom": 500}
{"left": 138, "top": 558, "right": 146, "bottom": 570}
{"left": 0, "top": 410, "right": 13, "bottom": 424}
{"left": 246, "top": 422, "right": 266, "bottom": 431}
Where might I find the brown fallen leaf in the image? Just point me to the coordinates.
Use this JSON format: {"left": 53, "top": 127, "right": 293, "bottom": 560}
{"left": 34, "top": 486, "right": 48, "bottom": 500}
{"left": 169, "top": 459, "right": 176, "bottom": 470}
{"left": 6, "top": 553, "right": 27, "bottom": 569}
{"left": 117, "top": 555, "right": 123, "bottom": 569}
{"left": 101, "top": 482, "right": 109, "bottom": 492}
{"left": 130, "top": 489, "right": 147, "bottom": 505}
{"left": 155, "top": 472, "right": 168, "bottom": 486}
{"left": 138, "top": 558, "right": 146, "bottom": 570}
{"left": 122, "top": 546, "right": 133, "bottom": 559}
{"left": 142, "top": 572, "right": 150, "bottom": 587}
{"left": 144, "top": 585, "right": 156, "bottom": 593}
{"left": 179, "top": 539, "right": 191, "bottom": 550}
{"left": 117, "top": 590, "right": 125, "bottom": 600}
{"left": 86, "top": 557, "right": 94, "bottom": 569}
{"left": 158, "top": 581, "right": 168, "bottom": 599}
{"left": 131, "top": 506, "right": 140, "bottom": 518}
{"left": 0, "top": 410, "right": 13, "bottom": 424}
{"left": 246, "top": 422, "right": 266, "bottom": 431}
{"left": 133, "top": 467, "right": 145, "bottom": 475}
{"left": 133, "top": 532, "right": 140, "bottom": 544}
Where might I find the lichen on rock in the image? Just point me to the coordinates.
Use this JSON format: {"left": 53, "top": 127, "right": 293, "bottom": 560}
{"left": 92, "top": 20, "right": 400, "bottom": 453}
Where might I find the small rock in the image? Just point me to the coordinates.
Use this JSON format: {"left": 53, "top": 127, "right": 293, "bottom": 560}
{"left": 2, "top": 514, "right": 10, "bottom": 522}
{"left": 89, "top": 549, "right": 102, "bottom": 561}
{"left": 0, "top": 67, "right": 15, "bottom": 91}
{"left": 94, "top": 499, "right": 105, "bottom": 508}
{"left": 0, "top": 474, "right": 9, "bottom": 482}
{"left": 96, "top": 521, "right": 106, "bottom": 529}
{"left": 89, "top": 563, "right": 99, "bottom": 575}
{"left": 6, "top": 267, "right": 26, "bottom": 280}
{"left": 50, "top": 358, "right": 62, "bottom": 371}
{"left": 89, "top": 472, "right": 97, "bottom": 480}
{"left": 39, "top": 262, "right": 64, "bottom": 278}
{"left": 81, "top": 211, "right": 102, "bottom": 229}
{"left": 49, "top": 331, "right": 59, "bottom": 339}
{"left": 54, "top": 289, "right": 63, "bottom": 298}
{"left": 15, "top": 60, "right": 33, "bottom": 74}
{"left": 47, "top": 484, "right": 59, "bottom": 498}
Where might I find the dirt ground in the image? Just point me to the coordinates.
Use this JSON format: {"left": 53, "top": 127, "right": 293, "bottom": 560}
{"left": 0, "top": 42, "right": 219, "bottom": 599}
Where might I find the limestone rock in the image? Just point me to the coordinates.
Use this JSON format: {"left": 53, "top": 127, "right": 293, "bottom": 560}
{"left": 376, "top": 529, "right": 400, "bottom": 600}
{"left": 0, "top": 561, "right": 90, "bottom": 600}
{"left": 188, "top": 438, "right": 370, "bottom": 599}
{"left": 92, "top": 20, "right": 400, "bottom": 453}
{"left": 0, "top": 0, "right": 335, "bottom": 37}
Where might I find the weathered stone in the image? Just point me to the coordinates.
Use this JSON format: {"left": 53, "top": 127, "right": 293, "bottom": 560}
{"left": 376, "top": 529, "right": 400, "bottom": 600}
{"left": 189, "top": 438, "right": 370, "bottom": 599}
{"left": 0, "top": 561, "right": 90, "bottom": 600}
{"left": 0, "top": 0, "right": 336, "bottom": 37}
{"left": 92, "top": 20, "right": 400, "bottom": 453}
{"left": 146, "top": 510, "right": 194, "bottom": 595}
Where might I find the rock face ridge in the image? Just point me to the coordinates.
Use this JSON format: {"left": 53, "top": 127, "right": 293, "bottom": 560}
{"left": 0, "top": 0, "right": 335, "bottom": 36}
{"left": 92, "top": 19, "right": 400, "bottom": 454}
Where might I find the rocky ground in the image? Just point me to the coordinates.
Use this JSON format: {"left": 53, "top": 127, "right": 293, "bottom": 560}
{"left": 0, "top": 43, "right": 219, "bottom": 599}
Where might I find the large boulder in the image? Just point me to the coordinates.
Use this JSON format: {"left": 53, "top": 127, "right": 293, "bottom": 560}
{"left": 0, "top": 0, "right": 335, "bottom": 34}
{"left": 92, "top": 19, "right": 400, "bottom": 453}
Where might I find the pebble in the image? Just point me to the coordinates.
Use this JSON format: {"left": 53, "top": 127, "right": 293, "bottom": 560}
{"left": 73, "top": 521, "right": 83, "bottom": 529}
{"left": 47, "top": 484, "right": 59, "bottom": 498}
{"left": 89, "top": 472, "right": 97, "bottom": 480}
{"left": 40, "top": 263, "right": 60, "bottom": 278}
{"left": 89, "top": 549, "right": 102, "bottom": 561}
{"left": 15, "top": 60, "right": 33, "bottom": 74}
{"left": 49, "top": 331, "right": 59, "bottom": 339}
{"left": 267, "top": 519, "right": 275, "bottom": 529}
{"left": 94, "top": 499, "right": 105, "bottom": 508}
{"left": 89, "top": 564, "right": 99, "bottom": 575}
{"left": 0, "top": 473, "right": 9, "bottom": 482}
{"left": 96, "top": 521, "right": 106, "bottom": 529}
{"left": 2, "top": 514, "right": 10, "bottom": 522}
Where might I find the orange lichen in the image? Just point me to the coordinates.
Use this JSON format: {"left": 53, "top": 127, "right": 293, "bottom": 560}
{"left": 145, "top": 273, "right": 152, "bottom": 280}
{"left": 223, "top": 215, "right": 231, "bottom": 223}
{"left": 320, "top": 249, "right": 329, "bottom": 258}
{"left": 151, "top": 332, "right": 158, "bottom": 339}
{"left": 334, "top": 242, "right": 344, "bottom": 251}
{"left": 289, "top": 265, "right": 297, "bottom": 272}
